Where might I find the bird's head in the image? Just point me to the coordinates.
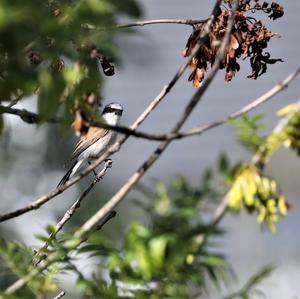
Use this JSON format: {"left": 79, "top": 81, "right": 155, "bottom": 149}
{"left": 102, "top": 102, "right": 123, "bottom": 126}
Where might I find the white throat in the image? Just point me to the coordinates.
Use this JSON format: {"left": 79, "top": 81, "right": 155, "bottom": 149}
{"left": 103, "top": 112, "right": 120, "bottom": 126}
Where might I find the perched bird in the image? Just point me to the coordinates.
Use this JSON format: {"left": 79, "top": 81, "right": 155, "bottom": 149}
{"left": 57, "top": 102, "right": 123, "bottom": 187}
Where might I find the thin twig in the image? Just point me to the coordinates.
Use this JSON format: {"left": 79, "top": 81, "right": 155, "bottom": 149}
{"left": 53, "top": 291, "right": 66, "bottom": 299}
{"left": 96, "top": 66, "right": 300, "bottom": 140}
{"left": 94, "top": 61, "right": 300, "bottom": 138}
{"left": 210, "top": 196, "right": 229, "bottom": 226}
{"left": 83, "top": 18, "right": 207, "bottom": 31}
{"left": 79, "top": 210, "right": 117, "bottom": 245}
{"left": 115, "top": 18, "right": 207, "bottom": 29}
{"left": 1, "top": 64, "right": 300, "bottom": 142}
{"left": 7, "top": 93, "right": 24, "bottom": 108}
{"left": 0, "top": 1, "right": 220, "bottom": 223}
{"left": 32, "top": 159, "right": 113, "bottom": 266}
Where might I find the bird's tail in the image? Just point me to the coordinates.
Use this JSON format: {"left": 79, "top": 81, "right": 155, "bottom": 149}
{"left": 57, "top": 161, "right": 77, "bottom": 188}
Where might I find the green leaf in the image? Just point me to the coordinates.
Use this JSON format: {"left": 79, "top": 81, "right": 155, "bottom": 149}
{"left": 218, "top": 153, "right": 230, "bottom": 177}
{"left": 149, "top": 236, "right": 168, "bottom": 269}
{"left": 228, "top": 164, "right": 288, "bottom": 231}
{"left": 231, "top": 113, "right": 264, "bottom": 153}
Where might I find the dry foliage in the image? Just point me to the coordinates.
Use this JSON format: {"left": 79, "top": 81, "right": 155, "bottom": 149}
{"left": 183, "top": 0, "right": 284, "bottom": 88}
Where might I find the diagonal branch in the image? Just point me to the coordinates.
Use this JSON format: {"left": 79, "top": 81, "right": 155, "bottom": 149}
{"left": 115, "top": 18, "right": 207, "bottom": 29}
{"left": 96, "top": 67, "right": 300, "bottom": 140}
{"left": 0, "top": 0, "right": 223, "bottom": 223}
{"left": 32, "top": 159, "right": 113, "bottom": 267}
{"left": 1, "top": 64, "right": 299, "bottom": 142}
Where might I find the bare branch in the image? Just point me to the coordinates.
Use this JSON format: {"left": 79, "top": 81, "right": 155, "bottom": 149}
{"left": 100, "top": 66, "right": 300, "bottom": 141}
{"left": 7, "top": 93, "right": 24, "bottom": 108}
{"left": 83, "top": 19, "right": 207, "bottom": 31}
{"left": 0, "top": 105, "right": 58, "bottom": 124}
{"left": 176, "top": 67, "right": 300, "bottom": 139}
{"left": 32, "top": 159, "right": 113, "bottom": 266}
{"left": 0, "top": 0, "right": 222, "bottom": 223}
{"left": 115, "top": 18, "right": 207, "bottom": 29}
{"left": 210, "top": 196, "right": 229, "bottom": 226}
{"left": 1, "top": 64, "right": 300, "bottom": 142}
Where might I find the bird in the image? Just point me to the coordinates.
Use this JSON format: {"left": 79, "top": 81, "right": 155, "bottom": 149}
{"left": 57, "top": 102, "right": 123, "bottom": 187}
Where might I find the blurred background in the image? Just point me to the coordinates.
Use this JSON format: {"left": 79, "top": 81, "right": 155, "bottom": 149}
{"left": 1, "top": 0, "right": 300, "bottom": 297}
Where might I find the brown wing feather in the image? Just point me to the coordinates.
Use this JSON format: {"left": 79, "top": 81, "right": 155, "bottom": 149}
{"left": 71, "top": 127, "right": 109, "bottom": 160}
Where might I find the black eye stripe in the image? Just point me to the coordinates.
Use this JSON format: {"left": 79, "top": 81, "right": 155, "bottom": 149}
{"left": 103, "top": 107, "right": 123, "bottom": 114}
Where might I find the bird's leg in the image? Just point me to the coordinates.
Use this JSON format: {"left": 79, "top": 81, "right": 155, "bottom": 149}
{"left": 89, "top": 159, "right": 113, "bottom": 182}
{"left": 88, "top": 161, "right": 98, "bottom": 178}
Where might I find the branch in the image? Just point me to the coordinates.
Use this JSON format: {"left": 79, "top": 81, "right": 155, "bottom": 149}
{"left": 1, "top": 63, "right": 300, "bottom": 142}
{"left": 93, "top": 66, "right": 300, "bottom": 140}
{"left": 0, "top": 0, "right": 221, "bottom": 223}
{"left": 0, "top": 105, "right": 58, "bottom": 124}
{"left": 83, "top": 19, "right": 207, "bottom": 31}
{"left": 115, "top": 18, "right": 207, "bottom": 29}
{"left": 210, "top": 196, "right": 229, "bottom": 226}
{"left": 7, "top": 93, "right": 24, "bottom": 108}
{"left": 32, "top": 159, "right": 113, "bottom": 266}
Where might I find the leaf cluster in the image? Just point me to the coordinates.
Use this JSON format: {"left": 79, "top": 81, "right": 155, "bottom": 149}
{"left": 228, "top": 163, "right": 288, "bottom": 232}
{"left": 0, "top": 238, "right": 60, "bottom": 298}
{"left": 227, "top": 106, "right": 300, "bottom": 232}
{"left": 77, "top": 176, "right": 229, "bottom": 298}
{"left": 0, "top": 0, "right": 142, "bottom": 133}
